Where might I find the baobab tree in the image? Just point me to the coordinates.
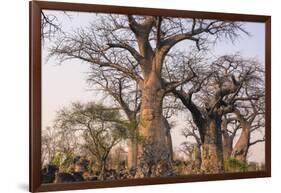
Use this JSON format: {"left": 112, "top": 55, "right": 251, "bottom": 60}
{"left": 222, "top": 106, "right": 265, "bottom": 163}
{"left": 220, "top": 59, "right": 265, "bottom": 163}
{"left": 41, "top": 10, "right": 73, "bottom": 40}
{"left": 87, "top": 66, "right": 175, "bottom": 168}
{"left": 41, "top": 10, "right": 61, "bottom": 40}
{"left": 173, "top": 54, "right": 263, "bottom": 173}
{"left": 48, "top": 13, "right": 247, "bottom": 174}
{"left": 230, "top": 97, "right": 265, "bottom": 162}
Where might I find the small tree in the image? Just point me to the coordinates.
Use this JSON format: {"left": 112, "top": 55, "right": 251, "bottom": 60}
{"left": 54, "top": 102, "right": 127, "bottom": 180}
{"left": 42, "top": 126, "right": 58, "bottom": 166}
{"left": 181, "top": 119, "right": 202, "bottom": 170}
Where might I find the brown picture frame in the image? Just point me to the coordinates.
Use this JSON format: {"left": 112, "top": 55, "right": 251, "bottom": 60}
{"left": 30, "top": 1, "right": 271, "bottom": 192}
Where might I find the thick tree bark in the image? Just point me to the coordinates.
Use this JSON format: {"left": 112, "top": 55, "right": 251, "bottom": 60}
{"left": 138, "top": 71, "right": 167, "bottom": 153}
{"left": 173, "top": 90, "right": 224, "bottom": 173}
{"left": 231, "top": 108, "right": 264, "bottom": 163}
{"left": 222, "top": 119, "right": 233, "bottom": 161}
{"left": 127, "top": 16, "right": 173, "bottom": 176}
{"left": 231, "top": 111, "right": 251, "bottom": 163}
{"left": 231, "top": 126, "right": 250, "bottom": 163}
{"left": 200, "top": 116, "right": 224, "bottom": 173}
{"left": 231, "top": 109, "right": 254, "bottom": 163}
{"left": 137, "top": 70, "right": 173, "bottom": 177}
{"left": 223, "top": 134, "right": 233, "bottom": 161}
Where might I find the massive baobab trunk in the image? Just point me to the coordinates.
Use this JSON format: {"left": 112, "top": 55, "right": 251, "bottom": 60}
{"left": 222, "top": 119, "right": 234, "bottom": 160}
{"left": 135, "top": 70, "right": 174, "bottom": 175}
{"left": 139, "top": 72, "right": 165, "bottom": 141}
{"left": 172, "top": 66, "right": 251, "bottom": 173}
{"left": 174, "top": 89, "right": 225, "bottom": 173}
{"left": 200, "top": 116, "right": 224, "bottom": 173}
{"left": 231, "top": 126, "right": 250, "bottom": 163}
{"left": 231, "top": 110, "right": 251, "bottom": 163}
{"left": 231, "top": 107, "right": 265, "bottom": 163}
{"left": 135, "top": 72, "right": 173, "bottom": 176}
{"left": 127, "top": 99, "right": 173, "bottom": 169}
{"left": 127, "top": 16, "right": 173, "bottom": 175}
{"left": 222, "top": 133, "right": 233, "bottom": 161}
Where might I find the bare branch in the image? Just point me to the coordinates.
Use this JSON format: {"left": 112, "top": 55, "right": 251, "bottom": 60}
{"left": 249, "top": 137, "right": 265, "bottom": 146}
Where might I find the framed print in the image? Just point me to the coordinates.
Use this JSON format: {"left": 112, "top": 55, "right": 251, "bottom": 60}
{"left": 30, "top": 1, "right": 271, "bottom": 192}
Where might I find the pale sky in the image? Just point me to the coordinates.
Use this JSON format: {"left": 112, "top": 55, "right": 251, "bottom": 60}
{"left": 42, "top": 10, "right": 265, "bottom": 163}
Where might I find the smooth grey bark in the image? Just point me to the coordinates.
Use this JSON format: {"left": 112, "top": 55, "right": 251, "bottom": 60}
{"left": 231, "top": 110, "right": 253, "bottom": 163}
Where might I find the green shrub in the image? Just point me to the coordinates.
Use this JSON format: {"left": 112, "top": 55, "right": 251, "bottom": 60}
{"left": 50, "top": 152, "right": 75, "bottom": 172}
{"left": 224, "top": 158, "right": 248, "bottom": 172}
{"left": 51, "top": 152, "right": 63, "bottom": 167}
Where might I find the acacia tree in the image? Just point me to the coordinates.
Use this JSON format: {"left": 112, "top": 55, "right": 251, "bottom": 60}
{"left": 87, "top": 66, "right": 140, "bottom": 169}
{"left": 49, "top": 13, "right": 247, "bottom": 174}
{"left": 173, "top": 55, "right": 263, "bottom": 173}
{"left": 54, "top": 102, "right": 127, "bottom": 180}
{"left": 42, "top": 124, "right": 80, "bottom": 169}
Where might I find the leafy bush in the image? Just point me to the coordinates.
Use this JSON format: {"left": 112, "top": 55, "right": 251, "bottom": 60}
{"left": 50, "top": 152, "right": 75, "bottom": 172}
{"left": 224, "top": 158, "right": 248, "bottom": 172}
